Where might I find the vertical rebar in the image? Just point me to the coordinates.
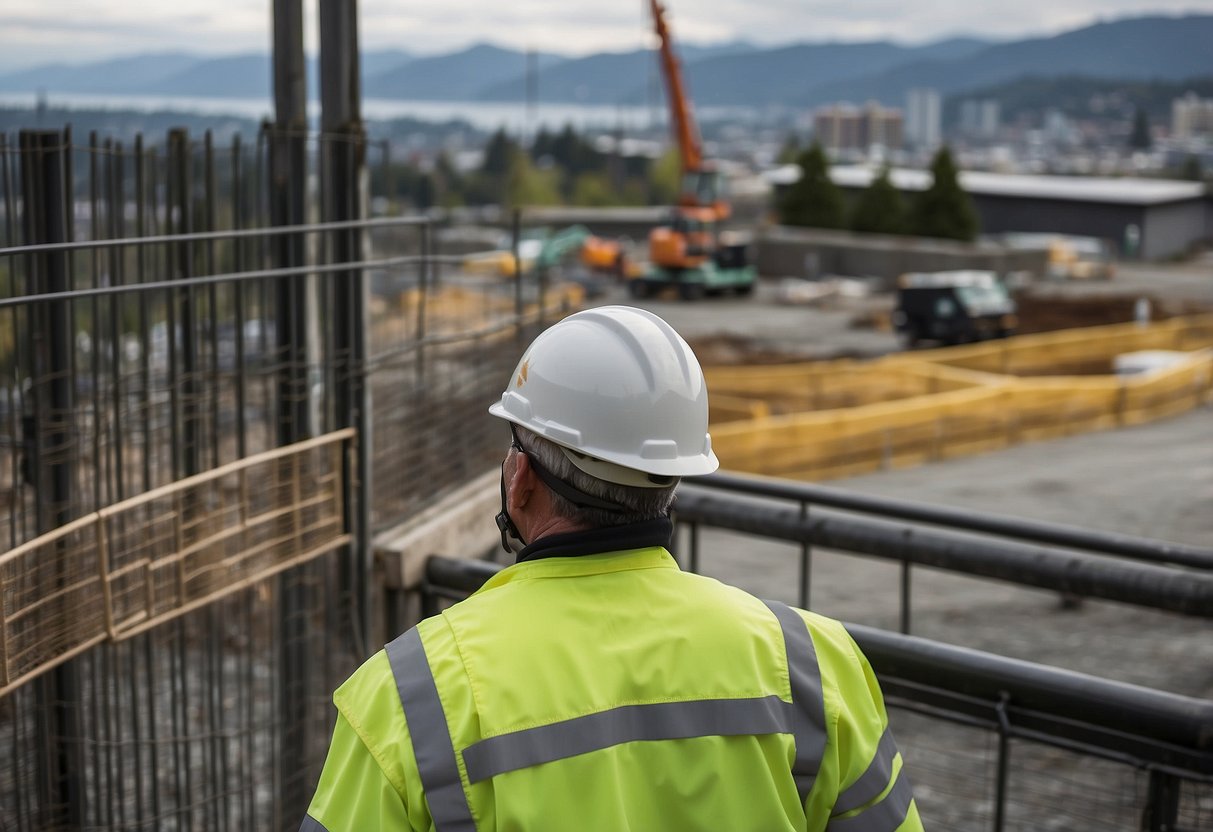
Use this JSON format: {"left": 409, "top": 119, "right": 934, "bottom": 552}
{"left": 275, "top": 2, "right": 314, "bottom": 824}
{"left": 19, "top": 126, "right": 83, "bottom": 830}
{"left": 204, "top": 130, "right": 220, "bottom": 471}
{"left": 135, "top": 134, "right": 152, "bottom": 496}
{"left": 169, "top": 128, "right": 201, "bottom": 479}
{"left": 232, "top": 135, "right": 248, "bottom": 459}
{"left": 89, "top": 133, "right": 103, "bottom": 519}
{"left": 108, "top": 142, "right": 126, "bottom": 505}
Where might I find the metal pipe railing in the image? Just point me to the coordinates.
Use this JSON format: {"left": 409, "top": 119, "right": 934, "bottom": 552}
{"left": 692, "top": 471, "right": 1213, "bottom": 571}
{"left": 673, "top": 489, "right": 1213, "bottom": 618}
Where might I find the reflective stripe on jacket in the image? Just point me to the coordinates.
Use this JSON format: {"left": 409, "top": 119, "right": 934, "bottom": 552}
{"left": 303, "top": 545, "right": 921, "bottom": 831}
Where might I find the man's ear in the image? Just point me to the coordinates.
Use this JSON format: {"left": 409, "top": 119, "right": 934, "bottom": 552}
{"left": 509, "top": 451, "right": 535, "bottom": 509}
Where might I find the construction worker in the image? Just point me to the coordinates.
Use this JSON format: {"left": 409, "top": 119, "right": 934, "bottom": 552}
{"left": 301, "top": 305, "right": 922, "bottom": 831}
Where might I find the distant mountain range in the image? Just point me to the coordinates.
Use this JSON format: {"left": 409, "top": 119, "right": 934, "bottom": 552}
{"left": 1, "top": 14, "right": 1210, "bottom": 111}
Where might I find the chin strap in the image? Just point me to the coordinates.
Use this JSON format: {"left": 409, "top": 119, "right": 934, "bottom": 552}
{"left": 496, "top": 462, "right": 526, "bottom": 554}
{"left": 523, "top": 450, "right": 630, "bottom": 513}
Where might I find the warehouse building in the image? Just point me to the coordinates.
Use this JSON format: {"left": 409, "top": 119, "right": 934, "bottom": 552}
{"left": 768, "top": 166, "right": 1212, "bottom": 260}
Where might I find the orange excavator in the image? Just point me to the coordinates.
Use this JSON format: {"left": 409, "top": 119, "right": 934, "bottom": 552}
{"left": 633, "top": 0, "right": 754, "bottom": 300}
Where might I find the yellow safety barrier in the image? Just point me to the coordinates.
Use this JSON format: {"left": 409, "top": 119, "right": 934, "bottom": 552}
{"left": 710, "top": 316, "right": 1213, "bottom": 482}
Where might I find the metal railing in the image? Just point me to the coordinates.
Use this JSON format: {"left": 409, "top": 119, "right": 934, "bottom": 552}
{"left": 672, "top": 475, "right": 1213, "bottom": 635}
{"left": 418, "top": 554, "right": 1213, "bottom": 831}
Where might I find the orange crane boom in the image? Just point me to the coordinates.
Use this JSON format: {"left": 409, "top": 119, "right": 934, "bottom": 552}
{"left": 649, "top": 0, "right": 702, "bottom": 176}
{"left": 648, "top": 0, "right": 727, "bottom": 218}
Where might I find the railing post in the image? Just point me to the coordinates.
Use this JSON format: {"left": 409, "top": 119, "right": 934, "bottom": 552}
{"left": 1142, "top": 770, "right": 1181, "bottom": 832}
{"left": 20, "top": 127, "right": 84, "bottom": 829}
{"left": 798, "top": 502, "right": 812, "bottom": 609}
{"left": 993, "top": 692, "right": 1011, "bottom": 832}
{"left": 900, "top": 561, "right": 912, "bottom": 635}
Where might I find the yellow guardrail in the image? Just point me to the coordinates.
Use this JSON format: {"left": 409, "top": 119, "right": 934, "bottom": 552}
{"left": 710, "top": 316, "right": 1213, "bottom": 481}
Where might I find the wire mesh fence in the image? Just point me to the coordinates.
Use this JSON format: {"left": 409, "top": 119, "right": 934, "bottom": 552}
{"left": 0, "top": 122, "right": 552, "bottom": 829}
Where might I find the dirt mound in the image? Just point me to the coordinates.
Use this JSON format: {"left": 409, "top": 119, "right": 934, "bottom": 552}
{"left": 1013, "top": 292, "right": 1211, "bottom": 334}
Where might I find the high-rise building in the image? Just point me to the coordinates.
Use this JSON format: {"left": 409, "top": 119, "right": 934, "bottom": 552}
{"left": 959, "top": 99, "right": 1001, "bottom": 138}
{"left": 1172, "top": 92, "right": 1213, "bottom": 140}
{"left": 813, "top": 102, "right": 903, "bottom": 152}
{"left": 905, "top": 88, "right": 941, "bottom": 149}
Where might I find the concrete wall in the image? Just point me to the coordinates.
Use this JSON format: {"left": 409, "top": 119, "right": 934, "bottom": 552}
{"left": 754, "top": 226, "right": 1048, "bottom": 287}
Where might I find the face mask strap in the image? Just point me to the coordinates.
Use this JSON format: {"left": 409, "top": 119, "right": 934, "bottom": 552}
{"left": 495, "top": 460, "right": 526, "bottom": 554}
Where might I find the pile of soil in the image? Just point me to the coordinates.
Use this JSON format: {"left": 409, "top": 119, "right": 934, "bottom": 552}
{"left": 1012, "top": 292, "right": 1212, "bottom": 334}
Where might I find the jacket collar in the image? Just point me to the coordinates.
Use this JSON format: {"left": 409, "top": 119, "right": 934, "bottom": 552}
{"left": 515, "top": 516, "right": 674, "bottom": 564}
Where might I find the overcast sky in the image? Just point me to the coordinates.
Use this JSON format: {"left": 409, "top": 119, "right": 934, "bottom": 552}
{"left": 1, "top": 0, "right": 1212, "bottom": 72}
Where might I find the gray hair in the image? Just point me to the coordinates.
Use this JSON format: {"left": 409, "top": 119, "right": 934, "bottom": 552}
{"left": 514, "top": 426, "right": 678, "bottom": 528}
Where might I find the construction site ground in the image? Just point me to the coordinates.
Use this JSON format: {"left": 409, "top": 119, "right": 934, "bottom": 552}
{"left": 588, "top": 257, "right": 1213, "bottom": 698}
{"left": 588, "top": 255, "right": 1213, "bottom": 363}
{"left": 588, "top": 259, "right": 1213, "bottom": 825}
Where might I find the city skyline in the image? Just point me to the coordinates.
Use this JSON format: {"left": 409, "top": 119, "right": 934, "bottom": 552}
{"left": 2, "top": 1, "right": 1213, "bottom": 73}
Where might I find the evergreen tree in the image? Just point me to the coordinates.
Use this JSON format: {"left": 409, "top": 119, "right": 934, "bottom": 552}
{"left": 1129, "top": 108, "right": 1152, "bottom": 150}
{"left": 849, "top": 166, "right": 906, "bottom": 235}
{"left": 481, "top": 128, "right": 518, "bottom": 177}
{"left": 778, "top": 142, "right": 845, "bottom": 229}
{"left": 1179, "top": 154, "right": 1203, "bottom": 182}
{"left": 530, "top": 127, "right": 554, "bottom": 162}
{"left": 909, "top": 146, "right": 978, "bottom": 242}
{"left": 776, "top": 133, "right": 801, "bottom": 165}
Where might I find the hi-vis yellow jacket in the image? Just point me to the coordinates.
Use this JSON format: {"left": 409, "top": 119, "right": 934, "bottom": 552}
{"left": 302, "top": 544, "right": 922, "bottom": 831}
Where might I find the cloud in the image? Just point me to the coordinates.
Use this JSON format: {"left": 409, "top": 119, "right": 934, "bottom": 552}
{"left": 2, "top": 0, "right": 1213, "bottom": 71}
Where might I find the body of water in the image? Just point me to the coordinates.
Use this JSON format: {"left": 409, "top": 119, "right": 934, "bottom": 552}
{"left": 0, "top": 91, "right": 762, "bottom": 132}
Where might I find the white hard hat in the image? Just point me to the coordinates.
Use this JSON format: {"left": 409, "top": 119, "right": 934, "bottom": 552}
{"left": 489, "top": 306, "right": 719, "bottom": 487}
